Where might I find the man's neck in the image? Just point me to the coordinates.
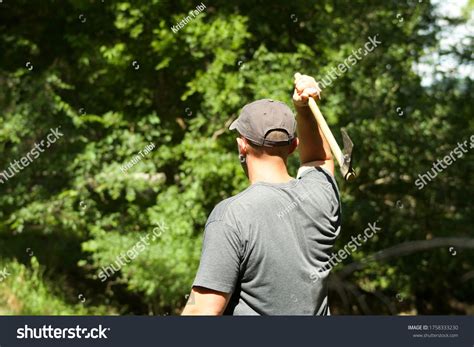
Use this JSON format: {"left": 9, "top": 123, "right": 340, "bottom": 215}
{"left": 247, "top": 157, "right": 293, "bottom": 184}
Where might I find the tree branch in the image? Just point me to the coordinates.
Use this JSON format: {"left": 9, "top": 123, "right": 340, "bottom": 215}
{"left": 338, "top": 237, "right": 474, "bottom": 278}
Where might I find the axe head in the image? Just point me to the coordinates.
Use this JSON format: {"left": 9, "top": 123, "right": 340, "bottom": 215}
{"left": 340, "top": 128, "right": 356, "bottom": 181}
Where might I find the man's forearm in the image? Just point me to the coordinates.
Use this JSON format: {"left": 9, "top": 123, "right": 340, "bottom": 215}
{"left": 295, "top": 105, "right": 333, "bottom": 163}
{"left": 181, "top": 287, "right": 229, "bottom": 316}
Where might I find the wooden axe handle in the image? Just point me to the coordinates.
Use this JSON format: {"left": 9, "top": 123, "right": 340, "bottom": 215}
{"left": 307, "top": 98, "right": 344, "bottom": 167}
{"left": 294, "top": 73, "right": 344, "bottom": 166}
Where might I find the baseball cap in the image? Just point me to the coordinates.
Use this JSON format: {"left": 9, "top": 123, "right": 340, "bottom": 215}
{"left": 229, "top": 99, "right": 296, "bottom": 147}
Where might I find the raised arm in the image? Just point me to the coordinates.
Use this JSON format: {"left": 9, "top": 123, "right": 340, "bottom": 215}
{"left": 292, "top": 74, "right": 334, "bottom": 176}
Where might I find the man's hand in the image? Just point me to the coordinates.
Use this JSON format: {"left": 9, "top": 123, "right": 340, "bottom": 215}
{"left": 293, "top": 74, "right": 321, "bottom": 108}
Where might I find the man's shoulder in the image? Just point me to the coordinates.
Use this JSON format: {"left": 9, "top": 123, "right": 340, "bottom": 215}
{"left": 206, "top": 185, "right": 264, "bottom": 226}
{"left": 297, "top": 166, "right": 334, "bottom": 182}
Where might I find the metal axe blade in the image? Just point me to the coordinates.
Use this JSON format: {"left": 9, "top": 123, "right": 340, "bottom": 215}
{"left": 340, "top": 128, "right": 356, "bottom": 181}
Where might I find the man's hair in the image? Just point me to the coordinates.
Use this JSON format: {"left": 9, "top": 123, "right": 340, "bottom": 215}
{"left": 246, "top": 130, "right": 294, "bottom": 159}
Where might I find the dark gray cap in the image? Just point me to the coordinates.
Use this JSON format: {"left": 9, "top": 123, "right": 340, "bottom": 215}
{"left": 229, "top": 99, "right": 296, "bottom": 147}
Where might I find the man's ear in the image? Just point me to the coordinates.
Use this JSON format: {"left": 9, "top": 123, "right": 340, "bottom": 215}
{"left": 236, "top": 137, "right": 248, "bottom": 156}
{"left": 288, "top": 137, "right": 299, "bottom": 155}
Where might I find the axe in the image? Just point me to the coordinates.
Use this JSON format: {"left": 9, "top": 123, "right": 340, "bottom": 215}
{"left": 295, "top": 73, "right": 356, "bottom": 181}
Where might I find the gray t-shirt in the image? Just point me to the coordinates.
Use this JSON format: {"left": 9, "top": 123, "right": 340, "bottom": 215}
{"left": 193, "top": 166, "right": 341, "bottom": 315}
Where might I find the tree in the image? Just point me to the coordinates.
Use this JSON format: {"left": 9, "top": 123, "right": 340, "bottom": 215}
{"left": 0, "top": 0, "right": 472, "bottom": 314}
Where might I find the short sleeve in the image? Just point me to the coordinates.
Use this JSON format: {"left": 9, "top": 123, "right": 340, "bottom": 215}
{"left": 297, "top": 161, "right": 334, "bottom": 180}
{"left": 192, "top": 220, "right": 242, "bottom": 294}
{"left": 297, "top": 165, "right": 341, "bottom": 215}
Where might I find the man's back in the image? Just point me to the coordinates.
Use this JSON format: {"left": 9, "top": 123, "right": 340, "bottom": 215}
{"left": 193, "top": 167, "right": 341, "bottom": 315}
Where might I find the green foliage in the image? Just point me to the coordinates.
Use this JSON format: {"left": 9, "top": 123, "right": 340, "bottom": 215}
{"left": 0, "top": 0, "right": 472, "bottom": 315}
{"left": 0, "top": 257, "right": 111, "bottom": 315}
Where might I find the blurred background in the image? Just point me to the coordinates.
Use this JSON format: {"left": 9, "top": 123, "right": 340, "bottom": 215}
{"left": 0, "top": 0, "right": 472, "bottom": 315}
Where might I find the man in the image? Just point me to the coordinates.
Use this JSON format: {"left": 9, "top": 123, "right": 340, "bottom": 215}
{"left": 182, "top": 74, "right": 341, "bottom": 315}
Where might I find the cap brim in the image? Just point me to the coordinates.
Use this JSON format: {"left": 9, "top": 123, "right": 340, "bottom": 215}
{"left": 229, "top": 119, "right": 239, "bottom": 130}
